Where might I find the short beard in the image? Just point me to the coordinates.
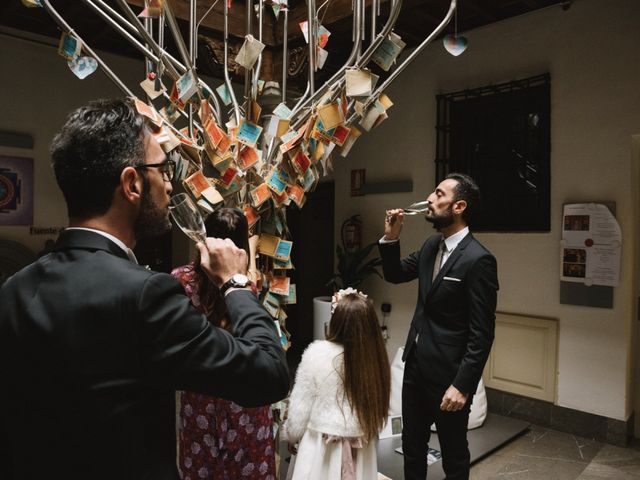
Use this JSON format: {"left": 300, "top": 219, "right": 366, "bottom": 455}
{"left": 425, "top": 205, "right": 455, "bottom": 230}
{"left": 133, "top": 175, "right": 171, "bottom": 240}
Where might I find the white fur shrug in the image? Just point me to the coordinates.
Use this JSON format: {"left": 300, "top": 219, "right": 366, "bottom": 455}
{"left": 282, "top": 340, "right": 364, "bottom": 443}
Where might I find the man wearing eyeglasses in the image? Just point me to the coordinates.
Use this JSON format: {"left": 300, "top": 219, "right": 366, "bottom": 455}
{"left": 0, "top": 98, "right": 289, "bottom": 480}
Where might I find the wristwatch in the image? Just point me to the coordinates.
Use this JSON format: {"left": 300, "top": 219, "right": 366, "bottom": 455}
{"left": 220, "top": 273, "right": 250, "bottom": 295}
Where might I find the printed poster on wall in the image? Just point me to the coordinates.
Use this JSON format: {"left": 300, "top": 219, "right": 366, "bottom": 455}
{"left": 560, "top": 203, "right": 621, "bottom": 287}
{"left": 0, "top": 155, "right": 34, "bottom": 226}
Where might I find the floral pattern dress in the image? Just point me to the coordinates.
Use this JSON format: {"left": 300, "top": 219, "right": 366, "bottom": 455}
{"left": 172, "top": 265, "right": 276, "bottom": 480}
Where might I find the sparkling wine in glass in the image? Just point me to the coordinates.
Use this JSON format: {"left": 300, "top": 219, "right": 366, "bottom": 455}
{"left": 169, "top": 193, "right": 207, "bottom": 243}
{"left": 402, "top": 200, "right": 432, "bottom": 215}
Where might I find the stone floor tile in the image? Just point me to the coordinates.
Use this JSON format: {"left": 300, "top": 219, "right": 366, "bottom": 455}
{"left": 576, "top": 461, "right": 640, "bottom": 479}
{"left": 586, "top": 444, "right": 640, "bottom": 475}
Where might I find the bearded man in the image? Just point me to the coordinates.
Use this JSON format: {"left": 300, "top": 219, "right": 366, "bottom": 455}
{"left": 0, "top": 98, "right": 289, "bottom": 480}
{"left": 379, "top": 173, "right": 499, "bottom": 480}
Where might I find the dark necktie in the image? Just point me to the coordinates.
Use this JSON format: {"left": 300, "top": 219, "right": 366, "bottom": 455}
{"left": 432, "top": 239, "right": 447, "bottom": 281}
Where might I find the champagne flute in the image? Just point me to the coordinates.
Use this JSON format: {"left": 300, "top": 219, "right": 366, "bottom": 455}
{"left": 169, "top": 193, "right": 207, "bottom": 243}
{"left": 402, "top": 200, "right": 432, "bottom": 215}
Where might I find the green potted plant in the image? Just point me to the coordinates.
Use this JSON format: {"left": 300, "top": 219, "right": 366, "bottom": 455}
{"left": 327, "top": 241, "right": 383, "bottom": 291}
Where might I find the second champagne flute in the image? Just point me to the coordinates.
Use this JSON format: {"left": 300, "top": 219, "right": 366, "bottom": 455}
{"left": 169, "top": 193, "right": 207, "bottom": 243}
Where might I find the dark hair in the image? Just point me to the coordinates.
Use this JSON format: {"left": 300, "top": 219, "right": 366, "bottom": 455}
{"left": 445, "top": 172, "right": 480, "bottom": 224}
{"left": 50, "top": 98, "right": 148, "bottom": 219}
{"left": 192, "top": 208, "right": 250, "bottom": 330}
{"left": 327, "top": 294, "right": 390, "bottom": 441}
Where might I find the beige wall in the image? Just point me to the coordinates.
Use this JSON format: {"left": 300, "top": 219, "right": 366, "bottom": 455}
{"left": 0, "top": 29, "right": 145, "bottom": 254}
{"left": 2, "top": 0, "right": 640, "bottom": 422}
{"left": 334, "top": 0, "right": 640, "bottom": 420}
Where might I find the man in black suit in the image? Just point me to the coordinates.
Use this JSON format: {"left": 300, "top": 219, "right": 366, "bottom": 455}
{"left": 379, "top": 173, "right": 498, "bottom": 480}
{"left": 0, "top": 99, "right": 289, "bottom": 479}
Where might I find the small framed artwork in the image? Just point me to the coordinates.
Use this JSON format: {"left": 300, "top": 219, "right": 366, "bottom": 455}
{"left": 379, "top": 415, "right": 403, "bottom": 439}
{"left": 350, "top": 168, "right": 365, "bottom": 196}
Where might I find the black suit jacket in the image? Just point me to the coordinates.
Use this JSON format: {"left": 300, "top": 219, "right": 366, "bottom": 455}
{"left": 0, "top": 229, "right": 289, "bottom": 480}
{"left": 379, "top": 232, "right": 498, "bottom": 394}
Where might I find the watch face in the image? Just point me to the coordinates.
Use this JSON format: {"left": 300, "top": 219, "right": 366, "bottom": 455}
{"left": 232, "top": 273, "right": 249, "bottom": 285}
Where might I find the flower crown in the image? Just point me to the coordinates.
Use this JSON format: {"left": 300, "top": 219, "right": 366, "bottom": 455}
{"left": 331, "top": 287, "right": 368, "bottom": 314}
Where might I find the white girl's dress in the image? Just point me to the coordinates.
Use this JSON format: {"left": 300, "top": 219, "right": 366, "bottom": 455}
{"left": 282, "top": 340, "right": 378, "bottom": 480}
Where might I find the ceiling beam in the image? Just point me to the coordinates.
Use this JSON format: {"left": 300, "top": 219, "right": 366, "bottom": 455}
{"left": 127, "top": 0, "right": 278, "bottom": 46}
{"left": 463, "top": 0, "right": 499, "bottom": 21}
{"left": 281, "top": 0, "right": 379, "bottom": 41}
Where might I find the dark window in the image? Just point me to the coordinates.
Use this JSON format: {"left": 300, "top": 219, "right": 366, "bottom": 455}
{"left": 435, "top": 74, "right": 551, "bottom": 232}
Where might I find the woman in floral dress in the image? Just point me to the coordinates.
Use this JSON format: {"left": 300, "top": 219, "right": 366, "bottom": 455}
{"left": 172, "top": 208, "right": 276, "bottom": 480}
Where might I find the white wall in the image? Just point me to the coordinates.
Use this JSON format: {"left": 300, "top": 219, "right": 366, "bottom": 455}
{"left": 334, "top": 0, "right": 640, "bottom": 420}
{"left": 0, "top": 29, "right": 146, "bottom": 254}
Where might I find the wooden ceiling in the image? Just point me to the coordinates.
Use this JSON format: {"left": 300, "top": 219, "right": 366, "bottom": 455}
{"left": 0, "top": 0, "right": 565, "bottom": 89}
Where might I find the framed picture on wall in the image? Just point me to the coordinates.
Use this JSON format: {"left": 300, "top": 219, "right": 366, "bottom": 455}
{"left": 379, "top": 414, "right": 403, "bottom": 439}
{"left": 0, "top": 154, "right": 34, "bottom": 226}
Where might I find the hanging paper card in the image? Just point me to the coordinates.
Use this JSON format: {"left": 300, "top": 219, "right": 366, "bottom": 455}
{"left": 204, "top": 118, "right": 223, "bottom": 149}
{"left": 249, "top": 100, "right": 262, "bottom": 124}
{"left": 67, "top": 56, "right": 98, "bottom": 80}
{"left": 134, "top": 98, "right": 163, "bottom": 127}
{"left": 218, "top": 166, "right": 238, "bottom": 188}
{"left": 332, "top": 125, "right": 351, "bottom": 146}
{"left": 274, "top": 257, "right": 294, "bottom": 272}
{"left": 259, "top": 234, "right": 293, "bottom": 261}
{"left": 266, "top": 169, "right": 289, "bottom": 195}
{"left": 174, "top": 70, "right": 198, "bottom": 105}
{"left": 371, "top": 32, "right": 406, "bottom": 71}
{"left": 160, "top": 105, "right": 180, "bottom": 123}
{"left": 274, "top": 238, "right": 293, "bottom": 261}
{"left": 291, "top": 148, "right": 311, "bottom": 176}
{"left": 317, "top": 47, "right": 329, "bottom": 69}
{"left": 302, "top": 166, "right": 318, "bottom": 192}
{"left": 378, "top": 93, "right": 394, "bottom": 110}
{"left": 235, "top": 34, "right": 265, "bottom": 70}
{"left": 216, "top": 131, "right": 231, "bottom": 155}
{"left": 346, "top": 69, "right": 373, "bottom": 97}
{"left": 216, "top": 177, "right": 242, "bottom": 197}
{"left": 58, "top": 32, "right": 81, "bottom": 61}
{"left": 317, "top": 25, "right": 331, "bottom": 48}
{"left": 243, "top": 205, "right": 260, "bottom": 228}
{"left": 273, "top": 103, "right": 293, "bottom": 119}
{"left": 236, "top": 121, "right": 263, "bottom": 147}
{"left": 340, "top": 126, "right": 362, "bottom": 157}
{"left": 269, "top": 275, "right": 290, "bottom": 296}
{"left": 299, "top": 21, "right": 310, "bottom": 43}
{"left": 140, "top": 76, "right": 166, "bottom": 100}
{"left": 288, "top": 184, "right": 306, "bottom": 208}
{"left": 279, "top": 128, "right": 304, "bottom": 153}
{"left": 183, "top": 170, "right": 211, "bottom": 198}
{"left": 250, "top": 183, "right": 272, "bottom": 207}
{"left": 158, "top": 129, "right": 181, "bottom": 153}
{"left": 215, "top": 83, "right": 232, "bottom": 106}
{"left": 283, "top": 284, "right": 296, "bottom": 304}
{"left": 138, "top": 0, "right": 163, "bottom": 18}
{"left": 238, "top": 146, "right": 260, "bottom": 170}
{"left": 359, "top": 101, "right": 386, "bottom": 132}
{"left": 316, "top": 103, "right": 343, "bottom": 130}
{"left": 271, "top": 188, "right": 289, "bottom": 207}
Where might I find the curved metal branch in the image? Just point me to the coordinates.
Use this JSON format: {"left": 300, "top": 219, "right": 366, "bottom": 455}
{"left": 42, "top": 0, "right": 133, "bottom": 96}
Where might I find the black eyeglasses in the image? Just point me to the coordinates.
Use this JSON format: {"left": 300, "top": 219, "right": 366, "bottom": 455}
{"left": 134, "top": 159, "right": 176, "bottom": 182}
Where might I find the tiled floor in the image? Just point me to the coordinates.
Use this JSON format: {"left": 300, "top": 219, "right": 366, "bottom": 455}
{"left": 470, "top": 425, "right": 640, "bottom": 479}
{"left": 280, "top": 425, "right": 640, "bottom": 479}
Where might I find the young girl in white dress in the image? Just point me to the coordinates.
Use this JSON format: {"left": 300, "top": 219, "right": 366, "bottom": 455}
{"left": 283, "top": 289, "right": 390, "bottom": 480}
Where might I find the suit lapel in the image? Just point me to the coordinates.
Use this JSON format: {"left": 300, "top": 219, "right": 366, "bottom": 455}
{"left": 427, "top": 232, "right": 473, "bottom": 298}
